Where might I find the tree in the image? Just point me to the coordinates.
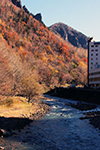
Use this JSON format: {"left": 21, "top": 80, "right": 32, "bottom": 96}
{"left": 20, "top": 75, "right": 43, "bottom": 101}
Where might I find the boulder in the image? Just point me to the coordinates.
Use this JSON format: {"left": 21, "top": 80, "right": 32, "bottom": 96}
{"left": 0, "top": 129, "right": 10, "bottom": 137}
{"left": 0, "top": 147, "right": 4, "bottom": 150}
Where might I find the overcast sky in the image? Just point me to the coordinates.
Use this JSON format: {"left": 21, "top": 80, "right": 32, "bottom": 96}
{"left": 21, "top": 0, "right": 100, "bottom": 41}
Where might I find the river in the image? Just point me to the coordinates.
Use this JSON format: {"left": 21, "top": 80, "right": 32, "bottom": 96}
{"left": 0, "top": 96, "right": 100, "bottom": 150}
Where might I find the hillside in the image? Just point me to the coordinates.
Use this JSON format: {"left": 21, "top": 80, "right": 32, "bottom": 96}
{"left": 0, "top": 0, "right": 87, "bottom": 98}
{"left": 49, "top": 22, "right": 88, "bottom": 49}
{"left": 10, "top": 0, "right": 43, "bottom": 23}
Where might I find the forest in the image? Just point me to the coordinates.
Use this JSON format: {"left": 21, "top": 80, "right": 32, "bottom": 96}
{"left": 0, "top": 0, "right": 87, "bottom": 99}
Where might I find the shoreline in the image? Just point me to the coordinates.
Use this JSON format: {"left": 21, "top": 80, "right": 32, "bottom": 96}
{"left": 45, "top": 87, "right": 100, "bottom": 105}
{"left": 66, "top": 101, "right": 100, "bottom": 131}
{"left": 80, "top": 111, "right": 100, "bottom": 130}
{"left": 0, "top": 96, "right": 50, "bottom": 137}
{"left": 0, "top": 94, "right": 100, "bottom": 137}
{"left": 0, "top": 95, "right": 100, "bottom": 149}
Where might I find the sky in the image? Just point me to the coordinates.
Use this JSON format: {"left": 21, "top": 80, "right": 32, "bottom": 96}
{"left": 21, "top": 0, "right": 100, "bottom": 41}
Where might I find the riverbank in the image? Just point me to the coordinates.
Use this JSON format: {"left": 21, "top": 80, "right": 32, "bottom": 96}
{"left": 45, "top": 87, "right": 100, "bottom": 105}
{"left": 0, "top": 95, "right": 50, "bottom": 137}
{"left": 45, "top": 91, "right": 100, "bottom": 131}
{"left": 66, "top": 101, "right": 100, "bottom": 131}
{"left": 80, "top": 111, "right": 100, "bottom": 130}
{"left": 66, "top": 101, "right": 97, "bottom": 111}
{"left": 1, "top": 96, "right": 100, "bottom": 150}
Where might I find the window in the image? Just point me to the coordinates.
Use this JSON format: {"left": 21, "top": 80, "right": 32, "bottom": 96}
{"left": 96, "top": 62, "right": 98, "bottom": 65}
{"left": 91, "top": 45, "right": 94, "bottom": 47}
{"left": 91, "top": 58, "right": 93, "bottom": 60}
{"left": 91, "top": 49, "right": 94, "bottom": 52}
{"left": 91, "top": 62, "right": 93, "bottom": 65}
{"left": 95, "top": 45, "right": 98, "bottom": 47}
{"left": 96, "top": 58, "right": 98, "bottom": 60}
{"left": 89, "top": 72, "right": 100, "bottom": 76}
{"left": 89, "top": 71, "right": 100, "bottom": 76}
{"left": 91, "top": 54, "right": 93, "bottom": 56}
{"left": 89, "top": 77, "right": 100, "bottom": 82}
{"left": 95, "top": 49, "right": 98, "bottom": 51}
{"left": 91, "top": 67, "right": 93, "bottom": 69}
{"left": 96, "top": 53, "right": 98, "bottom": 56}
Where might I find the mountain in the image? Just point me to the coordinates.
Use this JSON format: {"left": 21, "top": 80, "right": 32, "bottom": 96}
{"left": 0, "top": 0, "right": 87, "bottom": 98}
{"left": 23, "top": 6, "right": 43, "bottom": 23}
{"left": 9, "top": 0, "right": 22, "bottom": 8}
{"left": 49, "top": 22, "right": 88, "bottom": 49}
{"left": 9, "top": 0, "right": 43, "bottom": 23}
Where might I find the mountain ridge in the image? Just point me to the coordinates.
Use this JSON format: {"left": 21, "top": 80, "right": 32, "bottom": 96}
{"left": 9, "top": 0, "right": 22, "bottom": 8}
{"left": 9, "top": 0, "right": 43, "bottom": 23}
{"left": 9, "top": 0, "right": 88, "bottom": 46}
{"left": 49, "top": 22, "right": 88, "bottom": 49}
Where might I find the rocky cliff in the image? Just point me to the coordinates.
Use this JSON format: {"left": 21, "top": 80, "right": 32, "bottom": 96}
{"left": 23, "top": 6, "right": 43, "bottom": 23}
{"left": 9, "top": 0, "right": 22, "bottom": 8}
{"left": 49, "top": 22, "right": 88, "bottom": 49}
{"left": 9, "top": 0, "right": 43, "bottom": 23}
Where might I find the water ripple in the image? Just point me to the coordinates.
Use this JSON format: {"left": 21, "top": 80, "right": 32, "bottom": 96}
{"left": 1, "top": 96, "right": 100, "bottom": 150}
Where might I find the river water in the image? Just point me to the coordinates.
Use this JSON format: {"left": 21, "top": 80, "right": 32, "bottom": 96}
{"left": 0, "top": 96, "right": 100, "bottom": 150}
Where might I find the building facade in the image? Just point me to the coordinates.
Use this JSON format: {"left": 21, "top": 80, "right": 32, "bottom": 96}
{"left": 88, "top": 38, "right": 100, "bottom": 87}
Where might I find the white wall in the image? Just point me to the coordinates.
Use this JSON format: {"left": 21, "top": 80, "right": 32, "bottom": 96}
{"left": 89, "top": 42, "right": 100, "bottom": 71}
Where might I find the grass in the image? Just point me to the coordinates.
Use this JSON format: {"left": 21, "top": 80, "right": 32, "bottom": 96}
{"left": 0, "top": 96, "right": 41, "bottom": 118}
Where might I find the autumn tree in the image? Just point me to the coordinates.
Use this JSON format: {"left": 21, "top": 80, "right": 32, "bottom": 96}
{"left": 20, "top": 75, "right": 43, "bottom": 101}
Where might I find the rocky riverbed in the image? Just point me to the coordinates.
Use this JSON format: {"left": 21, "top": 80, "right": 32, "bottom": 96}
{"left": 66, "top": 101, "right": 97, "bottom": 111}
{"left": 1, "top": 96, "right": 100, "bottom": 150}
{"left": 66, "top": 101, "right": 100, "bottom": 131}
{"left": 80, "top": 111, "right": 100, "bottom": 130}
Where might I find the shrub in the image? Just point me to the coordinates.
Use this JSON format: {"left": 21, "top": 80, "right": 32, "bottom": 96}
{"left": 6, "top": 98, "right": 13, "bottom": 107}
{"left": 20, "top": 75, "right": 43, "bottom": 101}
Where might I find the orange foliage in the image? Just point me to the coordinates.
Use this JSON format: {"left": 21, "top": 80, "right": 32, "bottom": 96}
{"left": 22, "top": 21, "right": 27, "bottom": 26}
{"left": 18, "top": 46, "right": 27, "bottom": 60}
{"left": 82, "top": 57, "right": 87, "bottom": 63}
{"left": 45, "top": 45, "right": 53, "bottom": 54}
{"left": 0, "top": 1, "right": 87, "bottom": 89}
{"left": 57, "top": 42, "right": 62, "bottom": 48}
{"left": 29, "top": 15, "right": 33, "bottom": 19}
{"left": 58, "top": 60, "right": 64, "bottom": 66}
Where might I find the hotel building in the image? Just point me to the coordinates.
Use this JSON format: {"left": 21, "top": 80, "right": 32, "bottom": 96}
{"left": 88, "top": 38, "right": 100, "bottom": 87}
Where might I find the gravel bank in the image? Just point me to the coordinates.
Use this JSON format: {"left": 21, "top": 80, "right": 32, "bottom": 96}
{"left": 66, "top": 101, "right": 100, "bottom": 131}
{"left": 66, "top": 102, "right": 97, "bottom": 111}
{"left": 80, "top": 111, "right": 100, "bottom": 130}
{"left": 0, "top": 96, "right": 50, "bottom": 137}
